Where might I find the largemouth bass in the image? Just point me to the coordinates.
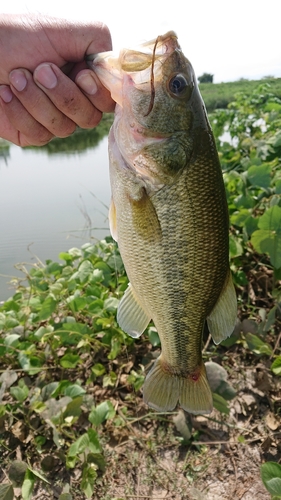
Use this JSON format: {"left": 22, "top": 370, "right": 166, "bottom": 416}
{"left": 90, "top": 31, "right": 237, "bottom": 414}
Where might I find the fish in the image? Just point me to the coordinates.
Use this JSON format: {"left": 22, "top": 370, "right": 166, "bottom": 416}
{"left": 89, "top": 31, "right": 237, "bottom": 414}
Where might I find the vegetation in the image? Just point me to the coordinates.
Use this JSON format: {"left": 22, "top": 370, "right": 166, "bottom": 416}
{"left": 198, "top": 73, "right": 214, "bottom": 84}
{"left": 200, "top": 76, "right": 281, "bottom": 112}
{"left": 0, "top": 82, "right": 280, "bottom": 499}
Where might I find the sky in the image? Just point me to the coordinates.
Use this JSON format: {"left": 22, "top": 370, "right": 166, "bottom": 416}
{"left": 2, "top": 0, "right": 281, "bottom": 83}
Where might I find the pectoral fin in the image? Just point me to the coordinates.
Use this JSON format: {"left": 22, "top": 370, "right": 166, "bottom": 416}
{"left": 207, "top": 270, "right": 237, "bottom": 344}
{"left": 117, "top": 283, "right": 151, "bottom": 338}
{"left": 109, "top": 198, "right": 118, "bottom": 242}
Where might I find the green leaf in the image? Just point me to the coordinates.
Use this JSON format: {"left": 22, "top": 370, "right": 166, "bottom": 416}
{"left": 275, "top": 179, "right": 281, "bottom": 194}
{"left": 229, "top": 235, "right": 243, "bottom": 258}
{"left": 147, "top": 327, "right": 160, "bottom": 346}
{"left": 271, "top": 357, "right": 281, "bottom": 376}
{"left": 68, "top": 433, "right": 89, "bottom": 458}
{"left": 0, "top": 484, "right": 14, "bottom": 500}
{"left": 233, "top": 193, "right": 255, "bottom": 209}
{"left": 18, "top": 353, "right": 44, "bottom": 375}
{"left": 34, "top": 325, "right": 54, "bottom": 339}
{"left": 63, "top": 397, "right": 83, "bottom": 418}
{"left": 127, "top": 370, "right": 145, "bottom": 391}
{"left": 251, "top": 206, "right": 281, "bottom": 269}
{"left": 62, "top": 322, "right": 91, "bottom": 335}
{"left": 68, "top": 297, "right": 88, "bottom": 313}
{"left": 81, "top": 465, "right": 97, "bottom": 499}
{"left": 21, "top": 469, "right": 35, "bottom": 500}
{"left": 269, "top": 130, "right": 281, "bottom": 149}
{"left": 94, "top": 261, "right": 112, "bottom": 287}
{"left": 263, "top": 306, "right": 276, "bottom": 333}
{"left": 87, "top": 453, "right": 106, "bottom": 472}
{"left": 4, "top": 334, "right": 21, "bottom": 347}
{"left": 261, "top": 462, "right": 281, "bottom": 496}
{"left": 5, "top": 317, "right": 19, "bottom": 329}
{"left": 10, "top": 383, "right": 29, "bottom": 403}
{"left": 28, "top": 468, "right": 49, "bottom": 483}
{"left": 91, "top": 363, "right": 106, "bottom": 378}
{"left": 245, "top": 333, "right": 272, "bottom": 356}
{"left": 230, "top": 209, "right": 252, "bottom": 227}
{"left": 59, "top": 251, "right": 75, "bottom": 263}
{"left": 87, "top": 428, "right": 102, "bottom": 453}
{"left": 63, "top": 384, "right": 86, "bottom": 398}
{"left": 68, "top": 247, "right": 82, "bottom": 258}
{"left": 89, "top": 401, "right": 115, "bottom": 426}
{"left": 72, "top": 260, "right": 93, "bottom": 284}
{"left": 108, "top": 337, "right": 121, "bottom": 360}
{"left": 244, "top": 216, "right": 259, "bottom": 236}
{"left": 60, "top": 353, "right": 81, "bottom": 368}
{"left": 38, "top": 296, "right": 57, "bottom": 321}
{"left": 66, "top": 455, "right": 76, "bottom": 469}
{"left": 247, "top": 164, "right": 272, "bottom": 188}
{"left": 2, "top": 300, "right": 20, "bottom": 313}
{"left": 103, "top": 371, "right": 117, "bottom": 387}
{"left": 103, "top": 297, "right": 119, "bottom": 312}
{"left": 212, "top": 393, "right": 230, "bottom": 414}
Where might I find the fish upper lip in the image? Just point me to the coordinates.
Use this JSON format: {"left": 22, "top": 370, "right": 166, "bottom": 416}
{"left": 86, "top": 30, "right": 179, "bottom": 64}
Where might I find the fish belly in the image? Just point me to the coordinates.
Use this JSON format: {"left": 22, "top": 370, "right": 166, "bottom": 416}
{"left": 110, "top": 133, "right": 234, "bottom": 413}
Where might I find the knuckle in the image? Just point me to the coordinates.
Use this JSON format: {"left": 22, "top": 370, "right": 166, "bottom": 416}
{"left": 22, "top": 127, "right": 54, "bottom": 147}
{"left": 80, "top": 109, "right": 102, "bottom": 129}
{"left": 55, "top": 120, "right": 76, "bottom": 138}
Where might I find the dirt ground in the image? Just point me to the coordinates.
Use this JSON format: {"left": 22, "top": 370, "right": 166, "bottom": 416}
{"left": 3, "top": 350, "right": 278, "bottom": 500}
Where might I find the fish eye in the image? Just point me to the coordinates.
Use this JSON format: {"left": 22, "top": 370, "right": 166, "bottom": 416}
{"left": 168, "top": 73, "right": 192, "bottom": 98}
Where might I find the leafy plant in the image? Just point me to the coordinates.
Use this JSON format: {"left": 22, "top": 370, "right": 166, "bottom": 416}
{"left": 1, "top": 82, "right": 281, "bottom": 498}
{"left": 260, "top": 462, "right": 281, "bottom": 499}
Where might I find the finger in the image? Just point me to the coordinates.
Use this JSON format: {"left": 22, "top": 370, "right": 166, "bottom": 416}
{"left": 34, "top": 63, "right": 104, "bottom": 128}
{"left": 0, "top": 85, "right": 54, "bottom": 147}
{"left": 75, "top": 69, "right": 115, "bottom": 113}
{"left": 9, "top": 68, "right": 77, "bottom": 137}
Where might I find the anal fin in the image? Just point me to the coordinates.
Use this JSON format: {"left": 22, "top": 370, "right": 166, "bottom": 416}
{"left": 207, "top": 270, "right": 237, "bottom": 344}
{"left": 117, "top": 283, "right": 151, "bottom": 338}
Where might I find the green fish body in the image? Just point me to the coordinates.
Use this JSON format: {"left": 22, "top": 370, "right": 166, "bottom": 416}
{"left": 91, "top": 31, "right": 237, "bottom": 414}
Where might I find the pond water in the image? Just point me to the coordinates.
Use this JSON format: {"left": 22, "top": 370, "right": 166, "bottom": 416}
{"left": 0, "top": 133, "right": 111, "bottom": 301}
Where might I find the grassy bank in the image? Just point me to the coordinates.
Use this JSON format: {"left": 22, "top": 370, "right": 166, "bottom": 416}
{"left": 200, "top": 77, "right": 281, "bottom": 112}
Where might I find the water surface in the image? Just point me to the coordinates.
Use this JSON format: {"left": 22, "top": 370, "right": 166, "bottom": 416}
{"left": 0, "top": 136, "right": 111, "bottom": 300}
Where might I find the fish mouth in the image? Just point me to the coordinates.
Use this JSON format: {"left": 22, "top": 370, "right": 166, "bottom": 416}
{"left": 87, "top": 31, "right": 180, "bottom": 106}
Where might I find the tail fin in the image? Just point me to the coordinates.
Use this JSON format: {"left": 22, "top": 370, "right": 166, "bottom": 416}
{"left": 143, "top": 357, "right": 213, "bottom": 415}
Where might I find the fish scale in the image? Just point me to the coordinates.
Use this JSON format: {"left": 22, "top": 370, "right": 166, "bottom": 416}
{"left": 90, "top": 30, "right": 237, "bottom": 414}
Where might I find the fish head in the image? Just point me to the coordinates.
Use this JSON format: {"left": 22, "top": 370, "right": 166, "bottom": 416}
{"left": 89, "top": 32, "right": 210, "bottom": 186}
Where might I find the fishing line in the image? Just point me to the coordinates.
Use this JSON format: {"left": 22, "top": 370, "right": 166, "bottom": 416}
{"left": 143, "top": 35, "right": 160, "bottom": 117}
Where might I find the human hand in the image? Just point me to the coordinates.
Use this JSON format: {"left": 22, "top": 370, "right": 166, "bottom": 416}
{"left": 0, "top": 14, "right": 115, "bottom": 147}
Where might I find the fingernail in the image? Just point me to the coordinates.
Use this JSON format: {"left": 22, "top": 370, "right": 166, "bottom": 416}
{"left": 34, "top": 64, "right": 58, "bottom": 89}
{"left": 0, "top": 85, "right": 13, "bottom": 103}
{"left": 9, "top": 70, "right": 27, "bottom": 91}
{"left": 76, "top": 72, "right": 98, "bottom": 95}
